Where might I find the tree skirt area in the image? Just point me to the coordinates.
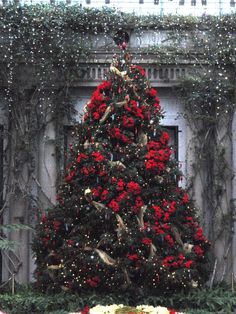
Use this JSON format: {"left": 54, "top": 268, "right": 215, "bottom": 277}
{"left": 70, "top": 304, "right": 184, "bottom": 314}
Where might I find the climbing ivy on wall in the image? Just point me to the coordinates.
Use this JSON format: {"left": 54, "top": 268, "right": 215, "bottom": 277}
{"left": 0, "top": 4, "right": 235, "bottom": 284}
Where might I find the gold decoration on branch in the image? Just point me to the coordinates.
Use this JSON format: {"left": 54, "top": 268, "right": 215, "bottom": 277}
{"left": 109, "top": 160, "right": 126, "bottom": 170}
{"left": 122, "top": 267, "right": 132, "bottom": 286}
{"left": 115, "top": 99, "right": 128, "bottom": 108}
{"left": 116, "top": 213, "right": 128, "bottom": 238}
{"left": 136, "top": 205, "right": 147, "bottom": 229}
{"left": 94, "top": 248, "right": 117, "bottom": 266}
{"left": 92, "top": 201, "right": 107, "bottom": 211}
{"left": 149, "top": 243, "right": 157, "bottom": 260}
{"left": 47, "top": 264, "right": 64, "bottom": 270}
{"left": 99, "top": 106, "right": 113, "bottom": 124}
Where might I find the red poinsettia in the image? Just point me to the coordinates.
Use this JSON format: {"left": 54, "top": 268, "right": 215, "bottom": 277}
{"left": 194, "top": 245, "right": 204, "bottom": 257}
{"left": 86, "top": 276, "right": 100, "bottom": 287}
{"left": 160, "top": 131, "right": 170, "bottom": 145}
{"left": 148, "top": 88, "right": 157, "bottom": 98}
{"left": 108, "top": 200, "right": 120, "bottom": 212}
{"left": 127, "top": 253, "right": 139, "bottom": 261}
{"left": 127, "top": 181, "right": 141, "bottom": 195}
{"left": 81, "top": 305, "right": 90, "bottom": 314}
{"left": 117, "top": 178, "right": 125, "bottom": 191}
{"left": 184, "top": 260, "right": 194, "bottom": 268}
{"left": 65, "top": 170, "right": 76, "bottom": 182}
{"left": 92, "top": 151, "right": 105, "bottom": 162}
{"left": 123, "top": 115, "right": 135, "bottom": 128}
{"left": 101, "top": 189, "right": 109, "bottom": 200}
{"left": 142, "top": 237, "right": 152, "bottom": 245}
{"left": 76, "top": 153, "right": 88, "bottom": 163}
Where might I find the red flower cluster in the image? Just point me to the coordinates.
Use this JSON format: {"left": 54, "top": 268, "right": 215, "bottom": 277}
{"left": 91, "top": 151, "right": 105, "bottom": 162}
{"left": 145, "top": 138, "right": 172, "bottom": 173}
{"left": 84, "top": 80, "right": 111, "bottom": 122}
{"left": 110, "top": 127, "right": 132, "bottom": 144}
{"left": 86, "top": 276, "right": 100, "bottom": 287}
{"left": 127, "top": 181, "right": 141, "bottom": 195}
{"left": 131, "top": 64, "right": 146, "bottom": 76}
{"left": 127, "top": 253, "right": 139, "bottom": 261}
{"left": 125, "top": 100, "right": 144, "bottom": 120}
{"left": 108, "top": 199, "right": 120, "bottom": 212}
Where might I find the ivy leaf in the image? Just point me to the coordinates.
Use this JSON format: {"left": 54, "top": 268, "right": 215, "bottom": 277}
{"left": 0, "top": 224, "right": 32, "bottom": 233}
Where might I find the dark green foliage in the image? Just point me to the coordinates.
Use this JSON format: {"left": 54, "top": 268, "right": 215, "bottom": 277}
{"left": 0, "top": 286, "right": 235, "bottom": 313}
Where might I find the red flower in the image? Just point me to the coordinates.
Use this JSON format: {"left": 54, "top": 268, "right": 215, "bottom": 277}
{"left": 127, "top": 253, "right": 139, "bottom": 261}
{"left": 142, "top": 237, "right": 152, "bottom": 245}
{"left": 182, "top": 193, "right": 189, "bottom": 204}
{"left": 184, "top": 260, "right": 194, "bottom": 268}
{"left": 152, "top": 205, "right": 163, "bottom": 219}
{"left": 121, "top": 134, "right": 132, "bottom": 144}
{"left": 101, "top": 189, "right": 109, "bottom": 200}
{"left": 135, "top": 196, "right": 144, "bottom": 208}
{"left": 194, "top": 245, "right": 204, "bottom": 257}
{"left": 149, "top": 88, "right": 157, "bottom": 98}
{"left": 53, "top": 220, "right": 61, "bottom": 231}
{"left": 195, "top": 227, "right": 204, "bottom": 240}
{"left": 160, "top": 131, "right": 170, "bottom": 145}
{"left": 76, "top": 153, "right": 88, "bottom": 163}
{"left": 132, "top": 65, "right": 146, "bottom": 76}
{"left": 108, "top": 200, "right": 120, "bottom": 212}
{"left": 117, "top": 178, "right": 125, "bottom": 191}
{"left": 98, "top": 103, "right": 107, "bottom": 114}
{"left": 92, "top": 89, "right": 104, "bottom": 104}
{"left": 98, "top": 80, "right": 111, "bottom": 91}
{"left": 92, "top": 186, "right": 102, "bottom": 197}
{"left": 165, "top": 234, "right": 174, "bottom": 246}
{"left": 116, "top": 191, "right": 128, "bottom": 202}
{"left": 65, "top": 170, "right": 76, "bottom": 182}
{"left": 110, "top": 127, "right": 121, "bottom": 139}
{"left": 123, "top": 115, "right": 135, "bottom": 128}
{"left": 127, "top": 181, "right": 141, "bottom": 195}
{"left": 80, "top": 167, "right": 90, "bottom": 176}
{"left": 81, "top": 305, "right": 90, "bottom": 314}
{"left": 145, "top": 159, "right": 158, "bottom": 170}
{"left": 147, "top": 141, "right": 161, "bottom": 150}
{"left": 162, "top": 256, "right": 174, "bottom": 267}
{"left": 86, "top": 276, "right": 100, "bottom": 287}
{"left": 164, "top": 213, "right": 170, "bottom": 222}
{"left": 93, "top": 112, "right": 100, "bottom": 120}
{"left": 92, "top": 151, "right": 105, "bottom": 162}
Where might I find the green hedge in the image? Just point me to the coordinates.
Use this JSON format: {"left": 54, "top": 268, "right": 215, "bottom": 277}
{"left": 0, "top": 286, "right": 235, "bottom": 314}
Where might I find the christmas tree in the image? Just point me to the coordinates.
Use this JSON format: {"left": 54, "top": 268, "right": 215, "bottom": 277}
{"left": 33, "top": 49, "right": 210, "bottom": 294}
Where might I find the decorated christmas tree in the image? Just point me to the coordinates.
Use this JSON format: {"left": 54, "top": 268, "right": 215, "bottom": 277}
{"left": 33, "top": 48, "right": 210, "bottom": 294}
